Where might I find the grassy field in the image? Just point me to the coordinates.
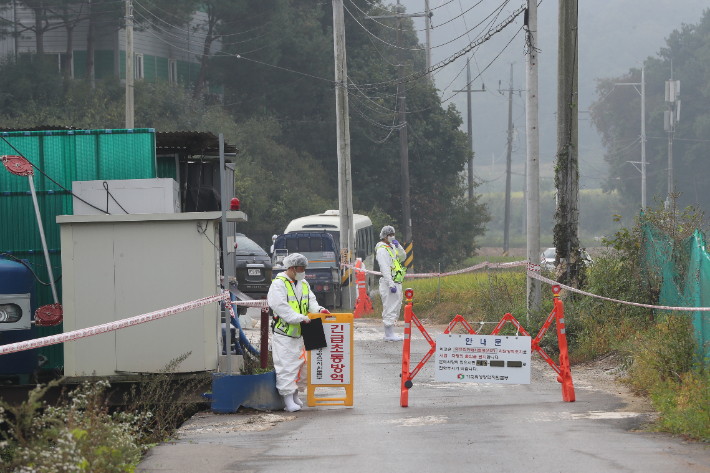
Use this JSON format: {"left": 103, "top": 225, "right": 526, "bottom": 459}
{"left": 366, "top": 267, "right": 556, "bottom": 335}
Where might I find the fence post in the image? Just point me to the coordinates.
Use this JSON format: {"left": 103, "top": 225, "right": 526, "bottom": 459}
{"left": 438, "top": 263, "right": 441, "bottom": 304}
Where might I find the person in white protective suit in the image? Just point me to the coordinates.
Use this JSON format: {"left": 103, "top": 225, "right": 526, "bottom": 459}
{"left": 267, "top": 253, "right": 330, "bottom": 412}
{"left": 269, "top": 234, "right": 278, "bottom": 256}
{"left": 376, "top": 225, "right": 407, "bottom": 341}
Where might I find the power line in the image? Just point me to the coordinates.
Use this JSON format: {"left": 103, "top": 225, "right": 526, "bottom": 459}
{"left": 350, "top": 6, "right": 525, "bottom": 90}
{"left": 0, "top": 136, "right": 110, "bottom": 215}
{"left": 133, "top": 0, "right": 284, "bottom": 38}
{"left": 343, "top": 0, "right": 515, "bottom": 52}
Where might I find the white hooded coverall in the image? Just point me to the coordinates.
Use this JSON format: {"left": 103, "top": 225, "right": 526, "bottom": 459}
{"left": 267, "top": 274, "right": 323, "bottom": 396}
{"left": 376, "top": 241, "right": 407, "bottom": 327}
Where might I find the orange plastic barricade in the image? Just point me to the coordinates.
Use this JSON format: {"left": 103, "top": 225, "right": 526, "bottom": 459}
{"left": 307, "top": 313, "right": 354, "bottom": 407}
{"left": 400, "top": 284, "right": 574, "bottom": 407}
{"left": 353, "top": 259, "right": 373, "bottom": 318}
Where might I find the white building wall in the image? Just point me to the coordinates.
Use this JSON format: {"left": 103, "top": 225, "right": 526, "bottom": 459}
{"left": 8, "top": 4, "right": 219, "bottom": 68}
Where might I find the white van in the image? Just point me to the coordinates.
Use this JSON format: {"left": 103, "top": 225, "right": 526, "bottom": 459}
{"left": 276, "top": 210, "right": 377, "bottom": 307}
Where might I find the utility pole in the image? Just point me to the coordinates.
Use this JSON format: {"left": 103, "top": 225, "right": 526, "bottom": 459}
{"left": 665, "top": 71, "right": 680, "bottom": 202}
{"left": 424, "top": 0, "right": 433, "bottom": 82}
{"left": 499, "top": 64, "right": 522, "bottom": 256}
{"left": 397, "top": 4, "right": 412, "bottom": 244}
{"left": 332, "top": 0, "right": 355, "bottom": 309}
{"left": 368, "top": 3, "right": 428, "bottom": 243}
{"left": 615, "top": 61, "right": 646, "bottom": 208}
{"left": 125, "top": 0, "right": 134, "bottom": 129}
{"left": 453, "top": 58, "right": 485, "bottom": 199}
{"left": 525, "top": 0, "right": 541, "bottom": 313}
{"left": 554, "top": 0, "right": 579, "bottom": 286}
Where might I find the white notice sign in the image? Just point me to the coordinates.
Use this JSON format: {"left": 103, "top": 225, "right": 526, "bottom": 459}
{"left": 434, "top": 334, "right": 531, "bottom": 384}
{"left": 310, "top": 322, "right": 351, "bottom": 385}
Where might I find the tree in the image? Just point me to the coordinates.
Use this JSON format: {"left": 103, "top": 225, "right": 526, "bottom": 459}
{"left": 214, "top": 0, "right": 490, "bottom": 269}
{"left": 591, "top": 9, "right": 710, "bottom": 211}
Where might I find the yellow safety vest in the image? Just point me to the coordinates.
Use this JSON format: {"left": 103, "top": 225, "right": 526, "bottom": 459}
{"left": 273, "top": 275, "right": 310, "bottom": 338}
{"left": 379, "top": 244, "right": 406, "bottom": 284}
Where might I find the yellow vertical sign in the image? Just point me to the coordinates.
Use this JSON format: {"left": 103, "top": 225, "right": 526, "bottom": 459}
{"left": 403, "top": 241, "right": 414, "bottom": 269}
{"left": 307, "top": 312, "right": 354, "bottom": 407}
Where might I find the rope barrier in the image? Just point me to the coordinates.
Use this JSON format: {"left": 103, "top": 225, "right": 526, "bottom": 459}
{"left": 341, "top": 260, "right": 528, "bottom": 278}
{"left": 0, "top": 293, "right": 269, "bottom": 356}
{"left": 345, "top": 260, "right": 710, "bottom": 312}
{"left": 6, "top": 258, "right": 708, "bottom": 357}
{"left": 527, "top": 271, "right": 710, "bottom": 312}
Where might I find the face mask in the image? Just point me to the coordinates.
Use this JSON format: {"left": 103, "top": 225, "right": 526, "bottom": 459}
{"left": 295, "top": 271, "right": 306, "bottom": 282}
{"left": 387, "top": 236, "right": 395, "bottom": 244}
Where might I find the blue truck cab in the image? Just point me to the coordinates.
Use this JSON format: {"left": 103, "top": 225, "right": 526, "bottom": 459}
{"left": 271, "top": 232, "right": 341, "bottom": 309}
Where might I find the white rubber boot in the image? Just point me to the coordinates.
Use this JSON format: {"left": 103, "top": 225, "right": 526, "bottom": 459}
{"left": 283, "top": 394, "right": 301, "bottom": 412}
{"left": 293, "top": 390, "right": 303, "bottom": 407}
{"left": 383, "top": 324, "right": 403, "bottom": 342}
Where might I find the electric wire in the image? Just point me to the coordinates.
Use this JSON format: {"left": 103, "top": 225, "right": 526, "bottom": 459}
{"left": 348, "top": 6, "right": 525, "bottom": 90}
{"left": 342, "top": 0, "right": 515, "bottom": 52}
{"left": 133, "top": 9, "right": 281, "bottom": 48}
{"left": 133, "top": 0, "right": 285, "bottom": 39}
{"left": 0, "top": 253, "right": 61, "bottom": 286}
{"left": 0, "top": 136, "right": 110, "bottom": 215}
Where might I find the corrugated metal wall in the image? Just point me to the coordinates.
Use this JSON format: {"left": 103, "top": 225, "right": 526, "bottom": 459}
{"left": 0, "top": 129, "right": 156, "bottom": 371}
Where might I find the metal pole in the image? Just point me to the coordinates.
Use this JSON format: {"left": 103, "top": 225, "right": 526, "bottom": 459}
{"left": 503, "top": 63, "right": 514, "bottom": 256}
{"left": 219, "top": 133, "right": 231, "bottom": 376}
{"left": 397, "top": 2, "right": 412, "bottom": 244}
{"left": 260, "top": 307, "right": 268, "bottom": 369}
{"left": 466, "top": 59, "right": 474, "bottom": 200}
{"left": 125, "top": 0, "right": 134, "bottom": 129}
{"left": 333, "top": 0, "right": 355, "bottom": 309}
{"left": 28, "top": 176, "right": 58, "bottom": 304}
{"left": 424, "top": 0, "right": 432, "bottom": 82}
{"left": 438, "top": 262, "right": 441, "bottom": 304}
{"left": 668, "top": 113, "right": 673, "bottom": 198}
{"left": 453, "top": 59, "right": 485, "bottom": 200}
{"left": 640, "top": 64, "right": 646, "bottom": 208}
{"left": 525, "top": 0, "right": 541, "bottom": 314}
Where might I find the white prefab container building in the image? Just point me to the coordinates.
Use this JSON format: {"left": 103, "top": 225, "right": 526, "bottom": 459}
{"left": 58, "top": 211, "right": 246, "bottom": 377}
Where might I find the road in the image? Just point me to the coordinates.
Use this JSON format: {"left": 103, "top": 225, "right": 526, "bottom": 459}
{"left": 138, "top": 319, "right": 710, "bottom": 472}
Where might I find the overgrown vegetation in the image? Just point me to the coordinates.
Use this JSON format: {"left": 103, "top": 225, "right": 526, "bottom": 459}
{"left": 367, "top": 196, "right": 710, "bottom": 440}
{"left": 0, "top": 354, "right": 209, "bottom": 471}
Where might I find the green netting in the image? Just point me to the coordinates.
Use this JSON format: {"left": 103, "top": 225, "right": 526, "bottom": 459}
{"left": 0, "top": 128, "right": 156, "bottom": 371}
{"left": 643, "top": 224, "right": 710, "bottom": 353}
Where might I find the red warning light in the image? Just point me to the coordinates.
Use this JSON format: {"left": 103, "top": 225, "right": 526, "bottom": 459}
{"left": 552, "top": 285, "right": 561, "bottom": 295}
{"left": 404, "top": 288, "right": 414, "bottom": 299}
{"left": 230, "top": 198, "right": 240, "bottom": 210}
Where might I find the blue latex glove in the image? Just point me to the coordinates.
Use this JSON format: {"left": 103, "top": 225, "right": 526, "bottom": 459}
{"left": 390, "top": 286, "right": 397, "bottom": 293}
{"left": 392, "top": 239, "right": 399, "bottom": 247}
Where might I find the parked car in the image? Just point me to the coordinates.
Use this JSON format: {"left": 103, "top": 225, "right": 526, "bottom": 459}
{"left": 233, "top": 233, "right": 272, "bottom": 313}
{"left": 540, "top": 247, "right": 593, "bottom": 271}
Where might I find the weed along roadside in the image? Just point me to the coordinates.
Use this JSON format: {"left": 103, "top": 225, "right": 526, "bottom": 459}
{"left": 0, "top": 354, "right": 211, "bottom": 471}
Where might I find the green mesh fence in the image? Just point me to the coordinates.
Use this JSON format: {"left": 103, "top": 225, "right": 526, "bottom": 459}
{"left": 643, "top": 224, "right": 710, "bottom": 353}
{"left": 0, "top": 128, "right": 156, "bottom": 371}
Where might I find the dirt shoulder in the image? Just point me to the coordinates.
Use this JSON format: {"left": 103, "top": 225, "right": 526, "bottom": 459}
{"left": 572, "top": 353, "right": 656, "bottom": 414}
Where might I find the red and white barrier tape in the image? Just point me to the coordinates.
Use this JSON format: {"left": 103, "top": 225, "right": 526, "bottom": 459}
{"left": 0, "top": 292, "right": 270, "bottom": 356}
{"left": 342, "top": 260, "right": 528, "bottom": 279}
{"left": 527, "top": 270, "right": 710, "bottom": 312}
{"left": 345, "top": 260, "right": 710, "bottom": 312}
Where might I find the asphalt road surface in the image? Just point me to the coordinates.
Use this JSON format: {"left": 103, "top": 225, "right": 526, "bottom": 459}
{"left": 138, "top": 319, "right": 710, "bottom": 472}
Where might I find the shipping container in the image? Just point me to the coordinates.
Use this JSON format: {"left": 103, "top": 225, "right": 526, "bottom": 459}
{"left": 0, "top": 128, "right": 157, "bottom": 371}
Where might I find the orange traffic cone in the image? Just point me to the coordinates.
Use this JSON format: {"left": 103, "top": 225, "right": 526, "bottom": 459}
{"left": 353, "top": 258, "right": 373, "bottom": 318}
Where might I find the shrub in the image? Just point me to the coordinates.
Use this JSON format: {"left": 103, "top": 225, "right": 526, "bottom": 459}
{"left": 0, "top": 381, "right": 144, "bottom": 472}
